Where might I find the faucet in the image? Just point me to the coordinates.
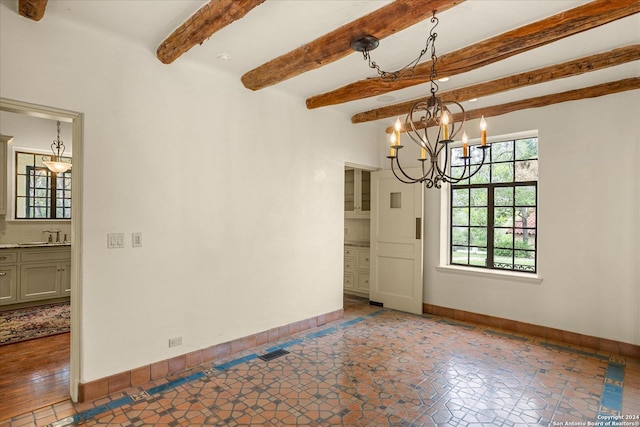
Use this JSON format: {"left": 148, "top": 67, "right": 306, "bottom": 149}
{"left": 43, "top": 229, "right": 62, "bottom": 243}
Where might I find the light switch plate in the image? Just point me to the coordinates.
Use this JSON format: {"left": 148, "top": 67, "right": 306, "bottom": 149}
{"left": 107, "top": 233, "right": 125, "bottom": 249}
{"left": 132, "top": 232, "right": 142, "bottom": 248}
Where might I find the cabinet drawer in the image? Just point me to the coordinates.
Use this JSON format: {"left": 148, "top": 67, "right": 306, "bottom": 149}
{"left": 344, "top": 258, "right": 355, "bottom": 272}
{"left": 343, "top": 272, "right": 354, "bottom": 290}
{"left": 356, "top": 272, "right": 370, "bottom": 292}
{"left": 356, "top": 249, "right": 370, "bottom": 269}
{"left": 20, "top": 248, "right": 70, "bottom": 263}
{"left": 344, "top": 247, "right": 355, "bottom": 258}
{"left": 0, "top": 251, "right": 18, "bottom": 263}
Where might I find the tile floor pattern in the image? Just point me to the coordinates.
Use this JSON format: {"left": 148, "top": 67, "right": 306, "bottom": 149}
{"left": 3, "top": 296, "right": 639, "bottom": 426}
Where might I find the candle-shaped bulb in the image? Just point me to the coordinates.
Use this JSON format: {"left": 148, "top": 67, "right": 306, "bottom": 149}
{"left": 462, "top": 131, "right": 468, "bottom": 157}
{"left": 393, "top": 117, "right": 401, "bottom": 146}
{"left": 480, "top": 115, "right": 487, "bottom": 146}
{"left": 389, "top": 132, "right": 397, "bottom": 157}
{"left": 394, "top": 117, "right": 402, "bottom": 132}
{"left": 441, "top": 111, "right": 450, "bottom": 140}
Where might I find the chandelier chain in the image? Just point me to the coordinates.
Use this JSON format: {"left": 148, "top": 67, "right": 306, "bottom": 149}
{"left": 51, "top": 120, "right": 66, "bottom": 158}
{"left": 361, "top": 11, "right": 439, "bottom": 81}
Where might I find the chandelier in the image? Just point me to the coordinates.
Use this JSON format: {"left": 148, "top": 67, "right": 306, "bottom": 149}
{"left": 352, "top": 11, "right": 488, "bottom": 189}
{"left": 43, "top": 120, "right": 72, "bottom": 173}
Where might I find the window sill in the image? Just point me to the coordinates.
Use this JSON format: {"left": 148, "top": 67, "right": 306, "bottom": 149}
{"left": 435, "top": 265, "right": 543, "bottom": 285}
{"left": 5, "top": 219, "right": 71, "bottom": 223}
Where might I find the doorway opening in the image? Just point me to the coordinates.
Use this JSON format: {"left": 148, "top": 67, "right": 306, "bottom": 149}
{"left": 343, "top": 163, "right": 376, "bottom": 306}
{"left": 0, "top": 98, "right": 83, "bottom": 414}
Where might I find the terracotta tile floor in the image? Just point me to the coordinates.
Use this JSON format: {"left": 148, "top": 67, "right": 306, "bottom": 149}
{"left": 2, "top": 295, "right": 639, "bottom": 426}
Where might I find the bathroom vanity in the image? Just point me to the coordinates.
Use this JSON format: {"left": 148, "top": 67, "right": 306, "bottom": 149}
{"left": 0, "top": 243, "right": 71, "bottom": 307}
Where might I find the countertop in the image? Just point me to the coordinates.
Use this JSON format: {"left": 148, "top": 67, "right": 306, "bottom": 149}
{"left": 0, "top": 242, "right": 71, "bottom": 249}
{"left": 345, "top": 241, "right": 370, "bottom": 248}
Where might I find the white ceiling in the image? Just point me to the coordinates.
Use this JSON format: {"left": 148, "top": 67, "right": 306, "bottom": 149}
{"left": 3, "top": 0, "right": 639, "bottom": 125}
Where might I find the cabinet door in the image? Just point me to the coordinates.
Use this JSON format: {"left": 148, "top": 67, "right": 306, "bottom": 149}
{"left": 0, "top": 136, "right": 10, "bottom": 215}
{"left": 0, "top": 265, "right": 18, "bottom": 305}
{"left": 359, "top": 170, "right": 371, "bottom": 215}
{"left": 345, "top": 169, "right": 372, "bottom": 218}
{"left": 344, "top": 169, "right": 356, "bottom": 214}
{"left": 61, "top": 260, "right": 72, "bottom": 295}
{"left": 20, "top": 263, "right": 59, "bottom": 301}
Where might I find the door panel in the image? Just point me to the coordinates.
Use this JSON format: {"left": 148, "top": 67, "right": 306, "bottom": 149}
{"left": 370, "top": 169, "right": 424, "bottom": 314}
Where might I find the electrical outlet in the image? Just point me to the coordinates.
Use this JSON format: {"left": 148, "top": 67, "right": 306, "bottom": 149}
{"left": 168, "top": 337, "right": 182, "bottom": 347}
{"left": 132, "top": 232, "right": 142, "bottom": 248}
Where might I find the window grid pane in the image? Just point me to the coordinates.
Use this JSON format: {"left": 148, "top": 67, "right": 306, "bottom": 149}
{"left": 15, "top": 151, "right": 72, "bottom": 220}
{"left": 450, "top": 137, "right": 537, "bottom": 273}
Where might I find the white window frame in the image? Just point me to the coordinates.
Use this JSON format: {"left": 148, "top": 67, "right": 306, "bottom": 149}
{"left": 437, "top": 130, "right": 543, "bottom": 285}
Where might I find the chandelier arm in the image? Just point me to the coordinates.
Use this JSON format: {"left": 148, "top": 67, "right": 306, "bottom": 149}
{"left": 391, "top": 159, "right": 422, "bottom": 184}
{"left": 440, "top": 162, "right": 468, "bottom": 184}
{"left": 394, "top": 155, "right": 424, "bottom": 183}
{"left": 441, "top": 101, "right": 466, "bottom": 140}
{"left": 406, "top": 102, "right": 435, "bottom": 148}
{"left": 458, "top": 147, "right": 490, "bottom": 181}
{"left": 51, "top": 141, "right": 65, "bottom": 158}
{"left": 442, "top": 146, "right": 490, "bottom": 183}
{"left": 405, "top": 128, "right": 429, "bottom": 150}
{"left": 427, "top": 139, "right": 450, "bottom": 180}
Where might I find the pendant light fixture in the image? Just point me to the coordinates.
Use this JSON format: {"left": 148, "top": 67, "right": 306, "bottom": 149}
{"left": 43, "top": 120, "right": 72, "bottom": 173}
{"left": 352, "top": 11, "right": 489, "bottom": 189}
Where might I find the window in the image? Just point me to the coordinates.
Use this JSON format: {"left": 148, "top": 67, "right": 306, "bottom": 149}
{"left": 15, "top": 151, "right": 71, "bottom": 219}
{"left": 450, "top": 137, "right": 538, "bottom": 273}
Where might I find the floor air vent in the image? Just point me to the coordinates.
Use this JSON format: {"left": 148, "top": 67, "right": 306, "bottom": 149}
{"left": 258, "top": 348, "right": 289, "bottom": 361}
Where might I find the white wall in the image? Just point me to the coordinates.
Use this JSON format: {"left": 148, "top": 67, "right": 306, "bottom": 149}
{"left": 0, "top": 6, "right": 382, "bottom": 382}
{"left": 422, "top": 91, "right": 640, "bottom": 346}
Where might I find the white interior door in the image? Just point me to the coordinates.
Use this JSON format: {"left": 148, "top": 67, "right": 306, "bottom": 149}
{"left": 370, "top": 169, "right": 424, "bottom": 314}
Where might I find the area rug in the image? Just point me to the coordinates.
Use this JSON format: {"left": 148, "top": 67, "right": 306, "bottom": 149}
{"left": 0, "top": 302, "right": 70, "bottom": 346}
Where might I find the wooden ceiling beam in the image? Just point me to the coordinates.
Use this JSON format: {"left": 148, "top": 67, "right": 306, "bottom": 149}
{"left": 18, "top": 0, "right": 48, "bottom": 21}
{"left": 353, "top": 45, "right": 640, "bottom": 124}
{"left": 241, "top": 0, "right": 464, "bottom": 91}
{"left": 308, "top": 0, "right": 640, "bottom": 109}
{"left": 157, "top": 0, "right": 266, "bottom": 65}
{"left": 385, "top": 77, "right": 640, "bottom": 134}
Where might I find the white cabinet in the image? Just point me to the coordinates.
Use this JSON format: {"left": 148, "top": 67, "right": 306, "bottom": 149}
{"left": 20, "top": 263, "right": 61, "bottom": 301}
{"left": 354, "top": 249, "right": 370, "bottom": 295}
{"left": 61, "top": 260, "right": 72, "bottom": 295}
{"left": 345, "top": 168, "right": 371, "bottom": 218}
{"left": 0, "top": 135, "right": 12, "bottom": 215}
{"left": 0, "top": 251, "right": 18, "bottom": 305}
{"left": 343, "top": 246, "right": 356, "bottom": 293}
{"left": 344, "top": 245, "right": 370, "bottom": 297}
{"left": 0, "top": 246, "right": 71, "bottom": 306}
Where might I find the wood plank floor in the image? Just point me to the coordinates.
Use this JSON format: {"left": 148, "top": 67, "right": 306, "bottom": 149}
{"left": 0, "top": 333, "right": 70, "bottom": 420}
